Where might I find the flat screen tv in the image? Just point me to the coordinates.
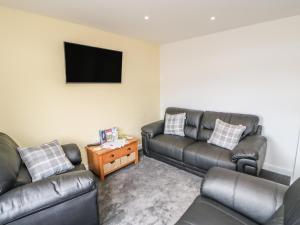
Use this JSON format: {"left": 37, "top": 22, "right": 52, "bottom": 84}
{"left": 64, "top": 42, "right": 122, "bottom": 83}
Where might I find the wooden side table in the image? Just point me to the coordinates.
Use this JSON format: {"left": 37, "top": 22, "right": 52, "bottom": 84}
{"left": 86, "top": 138, "right": 139, "bottom": 181}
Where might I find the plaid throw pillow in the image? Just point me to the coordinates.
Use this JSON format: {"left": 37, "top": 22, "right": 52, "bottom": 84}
{"left": 17, "top": 140, "right": 74, "bottom": 182}
{"left": 207, "top": 119, "right": 246, "bottom": 150}
{"left": 164, "top": 113, "right": 186, "bottom": 136}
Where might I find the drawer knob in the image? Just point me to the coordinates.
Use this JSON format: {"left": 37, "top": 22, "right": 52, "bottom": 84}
{"left": 111, "top": 154, "right": 115, "bottom": 157}
{"left": 128, "top": 147, "right": 131, "bottom": 150}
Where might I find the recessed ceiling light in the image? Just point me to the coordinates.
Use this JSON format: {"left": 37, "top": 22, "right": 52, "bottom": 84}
{"left": 144, "top": 16, "right": 150, "bottom": 20}
{"left": 210, "top": 16, "right": 216, "bottom": 21}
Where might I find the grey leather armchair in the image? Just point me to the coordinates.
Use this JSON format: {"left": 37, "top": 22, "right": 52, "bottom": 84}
{"left": 0, "top": 132, "right": 99, "bottom": 225}
{"left": 176, "top": 167, "right": 298, "bottom": 225}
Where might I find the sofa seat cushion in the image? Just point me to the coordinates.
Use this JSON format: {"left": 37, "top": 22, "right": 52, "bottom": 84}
{"left": 149, "top": 134, "right": 195, "bottom": 161}
{"left": 183, "top": 142, "right": 236, "bottom": 171}
{"left": 176, "top": 196, "right": 258, "bottom": 225}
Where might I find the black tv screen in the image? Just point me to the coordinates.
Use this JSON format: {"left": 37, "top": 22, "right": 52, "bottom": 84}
{"left": 64, "top": 42, "right": 122, "bottom": 83}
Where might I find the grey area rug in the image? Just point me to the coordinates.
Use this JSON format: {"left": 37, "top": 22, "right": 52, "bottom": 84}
{"left": 98, "top": 156, "right": 202, "bottom": 225}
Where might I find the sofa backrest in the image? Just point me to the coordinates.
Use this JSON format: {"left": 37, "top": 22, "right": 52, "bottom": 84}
{"left": 198, "top": 111, "right": 259, "bottom": 141}
{"left": 0, "top": 133, "right": 21, "bottom": 195}
{"left": 165, "top": 107, "right": 203, "bottom": 140}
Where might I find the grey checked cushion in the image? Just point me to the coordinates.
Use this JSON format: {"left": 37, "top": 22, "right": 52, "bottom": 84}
{"left": 17, "top": 140, "right": 74, "bottom": 182}
{"left": 207, "top": 119, "right": 246, "bottom": 150}
{"left": 164, "top": 113, "right": 186, "bottom": 136}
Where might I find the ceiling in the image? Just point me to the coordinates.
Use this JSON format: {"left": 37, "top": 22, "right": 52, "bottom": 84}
{"left": 0, "top": 0, "right": 300, "bottom": 44}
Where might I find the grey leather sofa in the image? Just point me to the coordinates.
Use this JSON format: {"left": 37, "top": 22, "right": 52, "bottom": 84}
{"left": 176, "top": 167, "right": 297, "bottom": 225}
{"left": 142, "top": 107, "right": 267, "bottom": 176}
{"left": 0, "top": 132, "right": 99, "bottom": 225}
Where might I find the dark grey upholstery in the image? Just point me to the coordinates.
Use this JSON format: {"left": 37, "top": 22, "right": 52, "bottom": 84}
{"left": 149, "top": 134, "right": 195, "bottom": 161}
{"left": 14, "top": 164, "right": 31, "bottom": 187}
{"left": 142, "top": 120, "right": 164, "bottom": 138}
{"left": 176, "top": 196, "right": 258, "bottom": 225}
{"left": 0, "top": 132, "right": 99, "bottom": 225}
{"left": 198, "top": 111, "right": 259, "bottom": 141}
{"left": 142, "top": 107, "right": 267, "bottom": 176}
{"left": 61, "top": 143, "right": 82, "bottom": 165}
{"left": 6, "top": 190, "right": 98, "bottom": 225}
{"left": 283, "top": 176, "right": 300, "bottom": 225}
{"left": 176, "top": 167, "right": 296, "bottom": 225}
{"left": 0, "top": 170, "right": 95, "bottom": 224}
{"left": 201, "top": 168, "right": 287, "bottom": 224}
{"left": 183, "top": 142, "right": 236, "bottom": 171}
{"left": 166, "top": 107, "right": 204, "bottom": 140}
{"left": 0, "top": 133, "right": 21, "bottom": 195}
{"left": 265, "top": 207, "right": 284, "bottom": 225}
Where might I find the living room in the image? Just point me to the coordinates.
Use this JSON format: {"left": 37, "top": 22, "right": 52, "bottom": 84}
{"left": 0, "top": 1, "right": 300, "bottom": 225}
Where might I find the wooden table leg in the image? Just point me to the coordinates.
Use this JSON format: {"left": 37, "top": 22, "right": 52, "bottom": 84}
{"left": 100, "top": 173, "right": 105, "bottom": 181}
{"left": 99, "top": 158, "right": 105, "bottom": 181}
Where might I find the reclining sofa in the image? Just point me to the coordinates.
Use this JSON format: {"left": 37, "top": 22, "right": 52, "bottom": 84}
{"left": 0, "top": 132, "right": 99, "bottom": 225}
{"left": 142, "top": 107, "right": 267, "bottom": 176}
{"left": 176, "top": 167, "right": 298, "bottom": 225}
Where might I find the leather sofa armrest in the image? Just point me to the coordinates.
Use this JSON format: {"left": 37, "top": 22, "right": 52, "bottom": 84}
{"left": 232, "top": 135, "right": 267, "bottom": 161}
{"left": 141, "top": 120, "right": 164, "bottom": 138}
{"left": 0, "top": 170, "right": 96, "bottom": 225}
{"left": 61, "top": 143, "right": 82, "bottom": 165}
{"left": 201, "top": 167, "right": 287, "bottom": 224}
{"left": 232, "top": 135, "right": 267, "bottom": 175}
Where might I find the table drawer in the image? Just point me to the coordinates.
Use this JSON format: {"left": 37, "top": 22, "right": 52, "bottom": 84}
{"left": 103, "top": 159, "right": 121, "bottom": 174}
{"left": 120, "top": 152, "right": 135, "bottom": 165}
{"left": 103, "top": 151, "right": 118, "bottom": 164}
{"left": 118, "top": 143, "right": 137, "bottom": 157}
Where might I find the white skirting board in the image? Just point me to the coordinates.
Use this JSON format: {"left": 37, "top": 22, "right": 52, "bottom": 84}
{"left": 263, "top": 163, "right": 293, "bottom": 177}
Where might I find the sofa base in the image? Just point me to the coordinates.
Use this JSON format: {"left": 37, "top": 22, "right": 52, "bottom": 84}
{"left": 146, "top": 151, "right": 209, "bottom": 177}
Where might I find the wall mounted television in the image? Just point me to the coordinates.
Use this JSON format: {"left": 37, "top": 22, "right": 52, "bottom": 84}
{"left": 64, "top": 42, "right": 123, "bottom": 83}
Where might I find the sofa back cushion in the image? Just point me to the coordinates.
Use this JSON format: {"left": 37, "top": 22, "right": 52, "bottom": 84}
{"left": 0, "top": 133, "right": 21, "bottom": 194}
{"left": 165, "top": 107, "right": 203, "bottom": 140}
{"left": 202, "top": 167, "right": 286, "bottom": 224}
{"left": 198, "top": 111, "right": 259, "bottom": 141}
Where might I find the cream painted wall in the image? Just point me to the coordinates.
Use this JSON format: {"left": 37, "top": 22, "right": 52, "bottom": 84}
{"left": 0, "top": 7, "right": 160, "bottom": 164}
{"left": 161, "top": 16, "right": 300, "bottom": 176}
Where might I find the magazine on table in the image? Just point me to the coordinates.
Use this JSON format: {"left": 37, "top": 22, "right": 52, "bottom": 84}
{"left": 99, "top": 127, "right": 118, "bottom": 144}
{"left": 99, "top": 127, "right": 127, "bottom": 148}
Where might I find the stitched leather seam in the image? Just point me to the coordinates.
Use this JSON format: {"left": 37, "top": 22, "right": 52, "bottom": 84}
{"left": 216, "top": 151, "right": 223, "bottom": 167}
{"left": 233, "top": 174, "right": 240, "bottom": 210}
{"left": 273, "top": 185, "right": 278, "bottom": 213}
{"left": 200, "top": 200, "right": 250, "bottom": 225}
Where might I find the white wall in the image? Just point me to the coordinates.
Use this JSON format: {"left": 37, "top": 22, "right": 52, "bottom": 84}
{"left": 160, "top": 16, "right": 300, "bottom": 176}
